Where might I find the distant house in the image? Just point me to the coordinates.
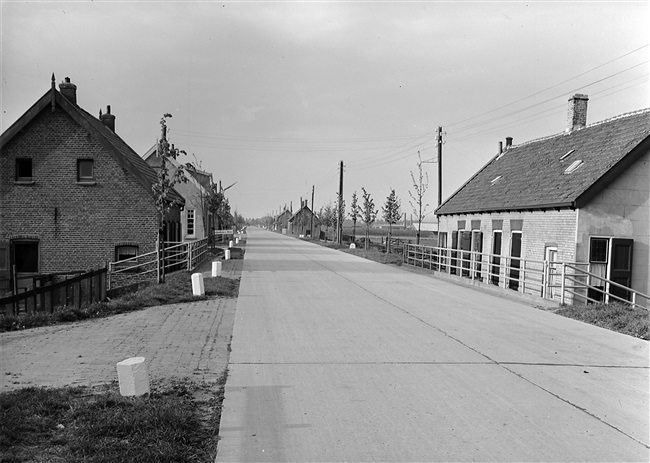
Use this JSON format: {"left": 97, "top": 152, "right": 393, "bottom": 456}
{"left": 143, "top": 145, "right": 214, "bottom": 241}
{"left": 0, "top": 76, "right": 184, "bottom": 292}
{"left": 289, "top": 200, "right": 322, "bottom": 237}
{"left": 435, "top": 94, "right": 649, "bottom": 301}
{"left": 275, "top": 209, "right": 293, "bottom": 233}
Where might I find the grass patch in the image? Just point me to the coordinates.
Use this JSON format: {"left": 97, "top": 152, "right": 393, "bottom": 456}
{"left": 554, "top": 302, "right": 649, "bottom": 340}
{"left": 1, "top": 270, "right": 240, "bottom": 333}
{"left": 0, "top": 374, "right": 228, "bottom": 463}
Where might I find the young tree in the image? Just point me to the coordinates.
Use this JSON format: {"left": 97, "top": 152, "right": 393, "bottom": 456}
{"left": 361, "top": 187, "right": 378, "bottom": 250}
{"left": 350, "top": 191, "right": 361, "bottom": 241}
{"left": 382, "top": 188, "right": 402, "bottom": 253}
{"left": 408, "top": 152, "right": 430, "bottom": 245}
{"left": 319, "top": 202, "right": 336, "bottom": 241}
{"left": 152, "top": 113, "right": 187, "bottom": 282}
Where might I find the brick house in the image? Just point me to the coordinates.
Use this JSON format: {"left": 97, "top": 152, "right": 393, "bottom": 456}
{"left": 275, "top": 209, "right": 293, "bottom": 233}
{"left": 143, "top": 145, "right": 214, "bottom": 241}
{"left": 0, "top": 76, "right": 184, "bottom": 292}
{"left": 289, "top": 200, "right": 322, "bottom": 237}
{"left": 435, "top": 94, "right": 650, "bottom": 301}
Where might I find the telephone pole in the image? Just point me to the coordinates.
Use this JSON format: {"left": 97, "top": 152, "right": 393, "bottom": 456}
{"left": 310, "top": 185, "right": 315, "bottom": 238}
{"left": 437, "top": 126, "right": 443, "bottom": 207}
{"left": 421, "top": 126, "right": 443, "bottom": 207}
{"left": 337, "top": 160, "right": 344, "bottom": 245}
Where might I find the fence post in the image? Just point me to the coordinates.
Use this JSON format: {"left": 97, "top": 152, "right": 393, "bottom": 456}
{"left": 560, "top": 262, "right": 566, "bottom": 305}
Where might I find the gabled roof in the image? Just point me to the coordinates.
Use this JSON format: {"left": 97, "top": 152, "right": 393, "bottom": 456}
{"left": 143, "top": 144, "right": 213, "bottom": 194}
{"left": 1, "top": 82, "right": 184, "bottom": 205}
{"left": 436, "top": 108, "right": 650, "bottom": 215}
{"left": 289, "top": 205, "right": 320, "bottom": 224}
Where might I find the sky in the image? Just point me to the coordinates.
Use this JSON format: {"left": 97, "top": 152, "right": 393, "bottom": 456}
{"left": 2, "top": 0, "right": 648, "bottom": 220}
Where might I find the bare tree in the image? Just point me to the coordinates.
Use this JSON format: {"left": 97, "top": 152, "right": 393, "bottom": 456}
{"left": 382, "top": 188, "right": 401, "bottom": 253}
{"left": 361, "top": 187, "right": 378, "bottom": 250}
{"left": 408, "top": 152, "right": 430, "bottom": 245}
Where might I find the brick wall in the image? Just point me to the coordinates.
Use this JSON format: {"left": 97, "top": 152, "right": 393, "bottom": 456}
{"left": 437, "top": 209, "right": 577, "bottom": 298}
{"left": 0, "top": 107, "right": 169, "bottom": 273}
{"left": 438, "top": 209, "right": 577, "bottom": 262}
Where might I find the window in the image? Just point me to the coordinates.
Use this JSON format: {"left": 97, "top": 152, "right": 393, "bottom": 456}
{"left": 564, "top": 159, "right": 583, "bottom": 174}
{"left": 187, "top": 209, "right": 195, "bottom": 236}
{"left": 15, "top": 158, "right": 33, "bottom": 181}
{"left": 560, "top": 149, "right": 575, "bottom": 161}
{"left": 12, "top": 241, "right": 39, "bottom": 273}
{"left": 589, "top": 238, "right": 609, "bottom": 263}
{"left": 77, "top": 159, "right": 94, "bottom": 182}
{"left": 115, "top": 245, "right": 138, "bottom": 262}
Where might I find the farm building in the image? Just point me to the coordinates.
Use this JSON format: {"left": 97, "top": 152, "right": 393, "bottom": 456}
{"left": 0, "top": 76, "right": 184, "bottom": 293}
{"left": 435, "top": 94, "right": 649, "bottom": 303}
{"left": 289, "top": 200, "right": 322, "bottom": 237}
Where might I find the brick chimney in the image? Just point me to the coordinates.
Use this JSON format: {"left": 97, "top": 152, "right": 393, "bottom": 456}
{"left": 99, "top": 105, "right": 116, "bottom": 132}
{"left": 59, "top": 77, "right": 77, "bottom": 105}
{"left": 505, "top": 137, "right": 513, "bottom": 149}
{"left": 567, "top": 94, "right": 589, "bottom": 132}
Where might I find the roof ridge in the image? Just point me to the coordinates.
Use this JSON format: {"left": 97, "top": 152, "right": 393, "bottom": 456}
{"left": 509, "top": 107, "right": 650, "bottom": 149}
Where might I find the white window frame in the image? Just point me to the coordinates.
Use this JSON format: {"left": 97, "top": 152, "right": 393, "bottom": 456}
{"left": 186, "top": 209, "right": 196, "bottom": 237}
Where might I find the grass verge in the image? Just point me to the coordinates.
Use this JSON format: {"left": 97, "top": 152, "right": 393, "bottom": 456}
{"left": 1, "top": 269, "right": 240, "bottom": 333}
{"left": 0, "top": 373, "right": 228, "bottom": 463}
{"left": 553, "top": 302, "right": 649, "bottom": 340}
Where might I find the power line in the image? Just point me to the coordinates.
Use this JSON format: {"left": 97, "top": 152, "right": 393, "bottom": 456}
{"left": 446, "top": 44, "right": 649, "bottom": 129}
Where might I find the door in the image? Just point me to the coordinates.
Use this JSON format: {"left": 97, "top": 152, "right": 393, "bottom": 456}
{"left": 0, "top": 241, "right": 9, "bottom": 294}
{"left": 508, "top": 232, "right": 522, "bottom": 290}
{"left": 10, "top": 240, "right": 40, "bottom": 292}
{"left": 472, "top": 231, "right": 483, "bottom": 279}
{"left": 544, "top": 247, "right": 558, "bottom": 299}
{"left": 491, "top": 231, "right": 502, "bottom": 285}
{"left": 450, "top": 231, "right": 458, "bottom": 274}
{"left": 608, "top": 239, "right": 633, "bottom": 302}
{"left": 460, "top": 231, "right": 472, "bottom": 277}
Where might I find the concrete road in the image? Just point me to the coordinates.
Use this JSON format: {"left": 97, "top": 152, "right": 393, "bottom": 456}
{"left": 217, "top": 228, "right": 649, "bottom": 462}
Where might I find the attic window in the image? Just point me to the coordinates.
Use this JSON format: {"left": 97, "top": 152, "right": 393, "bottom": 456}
{"left": 490, "top": 175, "right": 502, "bottom": 185}
{"left": 564, "top": 160, "right": 583, "bottom": 174}
{"left": 560, "top": 149, "right": 575, "bottom": 161}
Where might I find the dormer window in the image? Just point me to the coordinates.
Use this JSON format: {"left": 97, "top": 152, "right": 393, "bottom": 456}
{"left": 15, "top": 158, "right": 33, "bottom": 181}
{"left": 564, "top": 160, "right": 583, "bottom": 174}
{"left": 77, "top": 159, "right": 94, "bottom": 182}
{"left": 560, "top": 149, "right": 575, "bottom": 161}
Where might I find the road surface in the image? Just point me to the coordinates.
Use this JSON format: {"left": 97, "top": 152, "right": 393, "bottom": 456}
{"left": 217, "top": 228, "right": 648, "bottom": 462}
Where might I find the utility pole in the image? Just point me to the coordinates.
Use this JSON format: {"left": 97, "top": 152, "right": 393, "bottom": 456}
{"left": 437, "top": 126, "right": 443, "bottom": 207}
{"left": 420, "top": 126, "right": 443, "bottom": 207}
{"left": 337, "top": 160, "right": 344, "bottom": 244}
{"left": 311, "top": 185, "right": 315, "bottom": 239}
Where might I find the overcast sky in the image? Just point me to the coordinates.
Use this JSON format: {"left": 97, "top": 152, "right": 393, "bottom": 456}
{"left": 2, "top": 1, "right": 648, "bottom": 219}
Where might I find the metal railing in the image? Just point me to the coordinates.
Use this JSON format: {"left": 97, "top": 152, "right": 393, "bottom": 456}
{"left": 108, "top": 237, "right": 211, "bottom": 290}
{"left": 403, "top": 244, "right": 649, "bottom": 310}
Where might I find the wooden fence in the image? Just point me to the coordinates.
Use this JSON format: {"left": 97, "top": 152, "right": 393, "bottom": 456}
{"left": 108, "top": 236, "right": 213, "bottom": 290}
{"left": 0, "top": 268, "right": 107, "bottom": 317}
